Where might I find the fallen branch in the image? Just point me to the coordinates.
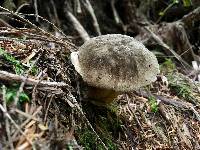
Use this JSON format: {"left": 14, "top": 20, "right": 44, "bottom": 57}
{"left": 66, "top": 11, "right": 90, "bottom": 42}
{"left": 143, "top": 26, "right": 192, "bottom": 70}
{"left": 81, "top": 0, "right": 101, "bottom": 35}
{"left": 0, "top": 70, "right": 68, "bottom": 87}
{"left": 181, "top": 6, "right": 200, "bottom": 28}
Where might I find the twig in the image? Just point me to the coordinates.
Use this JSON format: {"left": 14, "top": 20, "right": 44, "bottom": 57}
{"left": 0, "top": 11, "right": 69, "bottom": 42}
{"left": 0, "top": 104, "right": 33, "bottom": 146}
{"left": 190, "top": 106, "right": 200, "bottom": 122}
{"left": 12, "top": 106, "right": 42, "bottom": 140}
{"left": 31, "top": 69, "right": 46, "bottom": 105}
{"left": 111, "top": 0, "right": 121, "bottom": 24}
{"left": 14, "top": 54, "right": 41, "bottom": 105}
{"left": 66, "top": 11, "right": 90, "bottom": 42}
{"left": 0, "top": 6, "right": 74, "bottom": 50}
{"left": 81, "top": 0, "right": 101, "bottom": 35}
{"left": 2, "top": 85, "right": 14, "bottom": 150}
{"left": 15, "top": 3, "right": 29, "bottom": 13}
{"left": 156, "top": 2, "right": 176, "bottom": 23}
{"left": 33, "top": 0, "right": 39, "bottom": 22}
{"left": 50, "top": 0, "right": 60, "bottom": 27}
{"left": 13, "top": 108, "right": 39, "bottom": 121}
{"left": 44, "top": 94, "right": 54, "bottom": 123}
{"left": 75, "top": 0, "right": 82, "bottom": 13}
{"left": 0, "top": 70, "right": 68, "bottom": 87}
{"left": 0, "top": 18, "right": 14, "bottom": 28}
{"left": 181, "top": 6, "right": 200, "bottom": 28}
{"left": 143, "top": 26, "right": 191, "bottom": 70}
{"left": 136, "top": 90, "right": 192, "bottom": 109}
{"left": 14, "top": 80, "right": 26, "bottom": 106}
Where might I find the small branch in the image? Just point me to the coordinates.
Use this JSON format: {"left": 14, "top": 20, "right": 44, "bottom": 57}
{"left": 0, "top": 70, "right": 68, "bottom": 87}
{"left": 50, "top": 0, "right": 61, "bottom": 27}
{"left": 0, "top": 104, "right": 33, "bottom": 146}
{"left": 44, "top": 94, "right": 54, "bottom": 123}
{"left": 2, "top": 85, "right": 14, "bottom": 150}
{"left": 0, "top": 18, "right": 14, "bottom": 28}
{"left": 111, "top": 0, "right": 121, "bottom": 24}
{"left": 82, "top": 0, "right": 101, "bottom": 35}
{"left": 75, "top": 0, "right": 82, "bottom": 13}
{"left": 181, "top": 6, "right": 200, "bottom": 28}
{"left": 0, "top": 6, "right": 74, "bottom": 50}
{"left": 156, "top": 2, "right": 176, "bottom": 23}
{"left": 66, "top": 11, "right": 90, "bottom": 42}
{"left": 12, "top": 106, "right": 42, "bottom": 140}
{"left": 33, "top": 0, "right": 39, "bottom": 22}
{"left": 13, "top": 108, "right": 39, "bottom": 121}
{"left": 15, "top": 3, "right": 29, "bottom": 13}
{"left": 143, "top": 26, "right": 191, "bottom": 70}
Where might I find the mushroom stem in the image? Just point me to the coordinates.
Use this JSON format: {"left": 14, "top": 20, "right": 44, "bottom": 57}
{"left": 83, "top": 85, "right": 120, "bottom": 105}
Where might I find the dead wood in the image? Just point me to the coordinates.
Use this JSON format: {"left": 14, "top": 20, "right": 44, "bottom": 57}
{"left": 0, "top": 70, "right": 68, "bottom": 87}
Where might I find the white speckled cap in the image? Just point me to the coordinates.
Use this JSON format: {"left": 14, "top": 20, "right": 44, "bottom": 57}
{"left": 71, "top": 34, "right": 160, "bottom": 92}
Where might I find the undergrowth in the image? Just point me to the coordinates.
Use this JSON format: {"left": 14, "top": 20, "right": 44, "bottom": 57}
{"left": 0, "top": 48, "right": 24, "bottom": 75}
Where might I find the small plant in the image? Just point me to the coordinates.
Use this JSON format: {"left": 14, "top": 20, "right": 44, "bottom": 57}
{"left": 157, "top": 0, "right": 192, "bottom": 22}
{"left": 0, "top": 48, "right": 24, "bottom": 75}
{"left": 148, "top": 96, "right": 159, "bottom": 113}
{"left": 5, "top": 86, "right": 30, "bottom": 104}
{"left": 30, "top": 65, "right": 38, "bottom": 75}
{"left": 160, "top": 58, "right": 176, "bottom": 73}
{"left": 29, "top": 61, "right": 39, "bottom": 76}
{"left": 158, "top": 0, "right": 179, "bottom": 22}
{"left": 182, "top": 0, "right": 192, "bottom": 7}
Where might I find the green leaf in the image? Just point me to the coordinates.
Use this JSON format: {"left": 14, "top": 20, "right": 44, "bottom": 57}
{"left": 182, "top": 0, "right": 192, "bottom": 7}
{"left": 5, "top": 88, "right": 30, "bottom": 104}
{"left": 173, "top": 0, "right": 179, "bottom": 4}
{"left": 148, "top": 96, "right": 159, "bottom": 113}
{"left": 159, "top": 11, "right": 164, "bottom": 16}
{"left": 6, "top": 90, "right": 16, "bottom": 103}
{"left": 19, "top": 92, "right": 30, "bottom": 103}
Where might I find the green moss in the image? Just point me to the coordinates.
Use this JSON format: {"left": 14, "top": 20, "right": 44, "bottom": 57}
{"left": 169, "top": 83, "right": 194, "bottom": 102}
{"left": 0, "top": 48, "right": 24, "bottom": 75}
{"left": 78, "top": 129, "right": 97, "bottom": 150}
{"left": 167, "top": 73, "right": 196, "bottom": 103}
{"left": 77, "top": 123, "right": 118, "bottom": 150}
{"left": 77, "top": 105, "right": 122, "bottom": 149}
{"left": 107, "top": 101, "right": 119, "bottom": 114}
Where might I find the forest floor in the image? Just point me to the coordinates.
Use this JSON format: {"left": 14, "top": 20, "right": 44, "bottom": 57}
{"left": 0, "top": 0, "right": 200, "bottom": 149}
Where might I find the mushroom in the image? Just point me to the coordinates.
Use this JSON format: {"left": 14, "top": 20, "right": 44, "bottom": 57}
{"left": 71, "top": 34, "right": 160, "bottom": 105}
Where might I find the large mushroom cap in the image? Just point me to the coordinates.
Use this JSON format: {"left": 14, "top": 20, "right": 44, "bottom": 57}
{"left": 71, "top": 34, "right": 160, "bottom": 92}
